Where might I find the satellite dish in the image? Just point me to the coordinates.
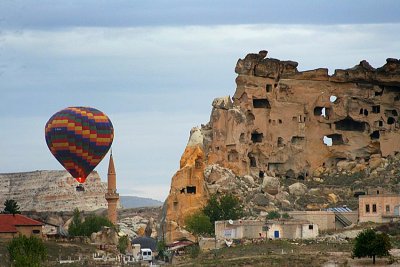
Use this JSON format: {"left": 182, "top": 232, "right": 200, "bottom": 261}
{"left": 228, "top": 219, "right": 234, "bottom": 225}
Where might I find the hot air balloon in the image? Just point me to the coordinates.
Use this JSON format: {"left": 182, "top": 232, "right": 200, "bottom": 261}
{"left": 45, "top": 107, "right": 114, "bottom": 191}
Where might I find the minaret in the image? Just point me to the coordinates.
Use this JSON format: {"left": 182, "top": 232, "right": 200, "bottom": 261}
{"left": 105, "top": 151, "right": 119, "bottom": 225}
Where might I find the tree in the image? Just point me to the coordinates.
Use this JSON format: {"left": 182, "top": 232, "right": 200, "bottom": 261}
{"left": 185, "top": 211, "right": 213, "bottom": 239}
{"left": 203, "top": 193, "right": 244, "bottom": 228}
{"left": 68, "top": 208, "right": 82, "bottom": 236}
{"left": 117, "top": 235, "right": 129, "bottom": 254}
{"left": 266, "top": 211, "right": 281, "bottom": 220}
{"left": 68, "top": 208, "right": 113, "bottom": 237}
{"left": 3, "top": 199, "right": 21, "bottom": 215}
{"left": 184, "top": 194, "right": 244, "bottom": 240}
{"left": 7, "top": 235, "right": 47, "bottom": 267}
{"left": 353, "top": 228, "right": 391, "bottom": 264}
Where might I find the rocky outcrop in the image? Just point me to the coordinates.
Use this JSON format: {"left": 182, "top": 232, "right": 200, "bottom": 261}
{"left": 0, "top": 170, "right": 108, "bottom": 212}
{"left": 162, "top": 51, "right": 400, "bottom": 242}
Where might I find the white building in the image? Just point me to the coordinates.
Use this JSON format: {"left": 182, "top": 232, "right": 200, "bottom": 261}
{"left": 265, "top": 219, "right": 318, "bottom": 239}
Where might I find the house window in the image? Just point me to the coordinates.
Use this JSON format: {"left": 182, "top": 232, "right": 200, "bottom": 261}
{"left": 372, "top": 204, "right": 377, "bottom": 213}
{"left": 366, "top": 204, "right": 370, "bottom": 213}
{"left": 32, "top": 229, "right": 40, "bottom": 234}
{"left": 308, "top": 225, "right": 313, "bottom": 230}
{"left": 386, "top": 205, "right": 390, "bottom": 212}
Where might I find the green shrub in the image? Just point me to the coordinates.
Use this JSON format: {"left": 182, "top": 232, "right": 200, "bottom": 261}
{"left": 266, "top": 211, "right": 281, "bottom": 220}
{"left": 7, "top": 235, "right": 47, "bottom": 267}
{"left": 68, "top": 208, "right": 113, "bottom": 237}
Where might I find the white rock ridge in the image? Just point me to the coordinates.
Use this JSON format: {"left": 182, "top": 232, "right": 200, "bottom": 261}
{"left": 0, "top": 170, "right": 108, "bottom": 212}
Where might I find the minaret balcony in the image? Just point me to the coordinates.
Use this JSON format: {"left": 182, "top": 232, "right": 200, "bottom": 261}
{"left": 105, "top": 192, "right": 120, "bottom": 200}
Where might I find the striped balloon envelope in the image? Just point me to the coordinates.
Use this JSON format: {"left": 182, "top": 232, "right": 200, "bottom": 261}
{"left": 45, "top": 107, "right": 114, "bottom": 184}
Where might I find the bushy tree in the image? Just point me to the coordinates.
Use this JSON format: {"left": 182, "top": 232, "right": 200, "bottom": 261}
{"left": 117, "top": 235, "right": 129, "bottom": 254}
{"left": 68, "top": 208, "right": 113, "bottom": 237}
{"left": 3, "top": 199, "right": 21, "bottom": 214}
{"left": 68, "top": 208, "right": 83, "bottom": 236}
{"left": 7, "top": 235, "right": 47, "bottom": 267}
{"left": 184, "top": 194, "right": 244, "bottom": 239}
{"left": 353, "top": 228, "right": 391, "bottom": 264}
{"left": 185, "top": 211, "right": 213, "bottom": 239}
{"left": 266, "top": 211, "right": 281, "bottom": 220}
{"left": 203, "top": 193, "right": 244, "bottom": 225}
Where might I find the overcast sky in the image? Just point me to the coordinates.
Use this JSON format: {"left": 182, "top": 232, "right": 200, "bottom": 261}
{"left": 1, "top": 1, "right": 399, "bottom": 201}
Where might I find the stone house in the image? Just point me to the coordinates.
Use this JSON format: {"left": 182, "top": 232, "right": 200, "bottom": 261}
{"left": 0, "top": 214, "right": 43, "bottom": 238}
{"left": 265, "top": 220, "right": 319, "bottom": 239}
{"left": 288, "top": 207, "right": 358, "bottom": 231}
{"left": 215, "top": 220, "right": 265, "bottom": 239}
{"left": 358, "top": 191, "right": 400, "bottom": 223}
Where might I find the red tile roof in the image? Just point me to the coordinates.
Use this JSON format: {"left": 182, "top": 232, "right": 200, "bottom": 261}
{"left": 0, "top": 214, "right": 43, "bottom": 233}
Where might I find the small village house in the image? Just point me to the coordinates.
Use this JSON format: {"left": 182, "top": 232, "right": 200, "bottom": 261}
{"left": 288, "top": 207, "right": 358, "bottom": 231}
{"left": 0, "top": 214, "right": 43, "bottom": 238}
{"left": 265, "top": 220, "right": 318, "bottom": 239}
{"left": 215, "top": 220, "right": 265, "bottom": 239}
{"left": 358, "top": 189, "right": 400, "bottom": 223}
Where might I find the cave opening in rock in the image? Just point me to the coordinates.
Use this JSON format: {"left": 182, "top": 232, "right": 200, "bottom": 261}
{"left": 314, "top": 107, "right": 325, "bottom": 116}
{"left": 228, "top": 150, "right": 239, "bottom": 162}
{"left": 195, "top": 159, "right": 202, "bottom": 169}
{"left": 249, "top": 154, "right": 257, "bottom": 167}
{"left": 360, "top": 108, "right": 368, "bottom": 116}
{"left": 285, "top": 169, "right": 295, "bottom": 179}
{"left": 277, "top": 137, "right": 284, "bottom": 147}
{"left": 239, "top": 133, "right": 245, "bottom": 143}
{"left": 370, "top": 130, "right": 380, "bottom": 140}
{"left": 326, "top": 134, "right": 344, "bottom": 145}
{"left": 266, "top": 84, "right": 272, "bottom": 92}
{"left": 291, "top": 136, "right": 305, "bottom": 145}
{"left": 246, "top": 111, "right": 255, "bottom": 123}
{"left": 186, "top": 186, "right": 196, "bottom": 194}
{"left": 297, "top": 174, "right": 305, "bottom": 180}
{"left": 375, "top": 86, "right": 384, "bottom": 96}
{"left": 372, "top": 105, "right": 381, "bottom": 113}
{"left": 259, "top": 171, "right": 265, "bottom": 178}
{"left": 251, "top": 132, "right": 263, "bottom": 143}
{"left": 374, "top": 120, "right": 384, "bottom": 127}
{"left": 323, "top": 136, "right": 332, "bottom": 146}
{"left": 335, "top": 117, "right": 367, "bottom": 132}
{"left": 385, "top": 109, "right": 398, "bottom": 117}
{"left": 253, "top": 98, "right": 271, "bottom": 109}
{"left": 387, "top": 117, "right": 395, "bottom": 125}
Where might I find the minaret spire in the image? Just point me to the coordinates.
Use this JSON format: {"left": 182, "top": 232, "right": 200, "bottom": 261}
{"left": 105, "top": 149, "right": 119, "bottom": 225}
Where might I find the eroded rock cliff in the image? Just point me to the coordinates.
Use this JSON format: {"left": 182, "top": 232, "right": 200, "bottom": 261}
{"left": 0, "top": 170, "right": 108, "bottom": 211}
{"left": 162, "top": 51, "right": 400, "bottom": 242}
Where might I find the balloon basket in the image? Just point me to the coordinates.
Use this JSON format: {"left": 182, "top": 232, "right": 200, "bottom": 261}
{"left": 76, "top": 184, "right": 85, "bottom": 192}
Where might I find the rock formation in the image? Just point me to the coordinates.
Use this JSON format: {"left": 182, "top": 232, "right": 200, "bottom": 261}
{"left": 162, "top": 51, "right": 400, "bottom": 242}
{"left": 0, "top": 170, "right": 108, "bottom": 212}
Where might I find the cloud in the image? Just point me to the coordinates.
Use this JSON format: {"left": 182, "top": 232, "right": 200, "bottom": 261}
{"left": 1, "top": 0, "right": 399, "bottom": 29}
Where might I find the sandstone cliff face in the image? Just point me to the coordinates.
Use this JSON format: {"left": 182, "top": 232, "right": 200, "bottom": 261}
{"left": 0, "top": 170, "right": 108, "bottom": 212}
{"left": 162, "top": 51, "right": 400, "bottom": 242}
